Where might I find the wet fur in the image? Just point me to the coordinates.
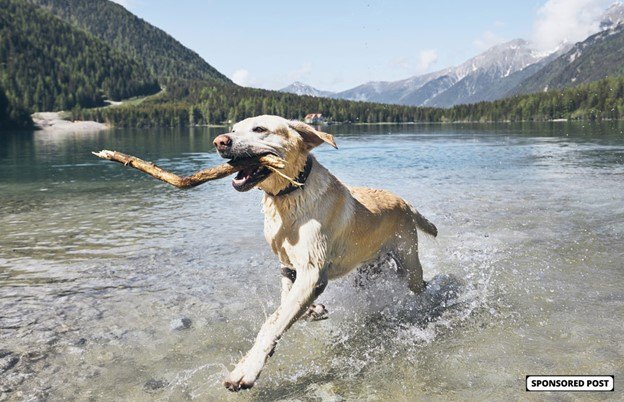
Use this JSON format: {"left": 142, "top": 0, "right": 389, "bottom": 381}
{"left": 220, "top": 115, "right": 437, "bottom": 391}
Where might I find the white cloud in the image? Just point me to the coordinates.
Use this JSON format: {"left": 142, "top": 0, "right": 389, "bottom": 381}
{"left": 231, "top": 69, "right": 252, "bottom": 86}
{"left": 287, "top": 62, "right": 313, "bottom": 82}
{"left": 390, "top": 57, "right": 411, "bottom": 70}
{"left": 388, "top": 50, "right": 438, "bottom": 75}
{"left": 255, "top": 62, "right": 314, "bottom": 89}
{"left": 532, "top": 0, "right": 610, "bottom": 53}
{"left": 473, "top": 30, "right": 506, "bottom": 51}
{"left": 415, "top": 49, "right": 439, "bottom": 73}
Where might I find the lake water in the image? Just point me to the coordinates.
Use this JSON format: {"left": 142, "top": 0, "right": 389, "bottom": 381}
{"left": 1, "top": 122, "right": 623, "bottom": 400}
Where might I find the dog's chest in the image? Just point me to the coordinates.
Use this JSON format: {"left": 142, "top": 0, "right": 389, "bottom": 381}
{"left": 263, "top": 202, "right": 323, "bottom": 268}
{"left": 263, "top": 210, "right": 288, "bottom": 263}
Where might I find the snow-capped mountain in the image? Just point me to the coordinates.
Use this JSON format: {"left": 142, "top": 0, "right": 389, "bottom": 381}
{"left": 600, "top": 1, "right": 624, "bottom": 29}
{"left": 512, "top": 22, "right": 624, "bottom": 95}
{"left": 279, "top": 2, "right": 624, "bottom": 108}
{"left": 334, "top": 39, "right": 546, "bottom": 107}
{"left": 280, "top": 81, "right": 334, "bottom": 97}
{"left": 424, "top": 39, "right": 547, "bottom": 107}
{"left": 332, "top": 69, "right": 451, "bottom": 105}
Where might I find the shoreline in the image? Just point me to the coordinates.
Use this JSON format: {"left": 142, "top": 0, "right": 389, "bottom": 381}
{"left": 32, "top": 112, "right": 109, "bottom": 132}
{"left": 28, "top": 112, "right": 621, "bottom": 133}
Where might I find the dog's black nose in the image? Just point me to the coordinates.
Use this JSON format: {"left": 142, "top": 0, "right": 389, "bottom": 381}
{"left": 214, "top": 134, "right": 232, "bottom": 151}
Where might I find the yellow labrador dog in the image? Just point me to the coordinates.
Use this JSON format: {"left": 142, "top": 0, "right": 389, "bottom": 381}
{"left": 214, "top": 115, "right": 437, "bottom": 391}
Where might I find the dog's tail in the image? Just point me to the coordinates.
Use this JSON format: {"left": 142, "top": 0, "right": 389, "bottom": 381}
{"left": 410, "top": 207, "right": 438, "bottom": 237}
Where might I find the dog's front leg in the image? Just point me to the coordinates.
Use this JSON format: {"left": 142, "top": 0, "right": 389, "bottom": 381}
{"left": 224, "top": 266, "right": 327, "bottom": 392}
{"left": 280, "top": 265, "right": 296, "bottom": 304}
{"left": 280, "top": 266, "right": 328, "bottom": 320}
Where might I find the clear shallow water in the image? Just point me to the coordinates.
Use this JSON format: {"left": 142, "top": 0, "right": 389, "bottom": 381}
{"left": 0, "top": 122, "right": 623, "bottom": 400}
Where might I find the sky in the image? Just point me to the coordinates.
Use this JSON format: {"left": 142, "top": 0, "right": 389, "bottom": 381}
{"left": 112, "top": 0, "right": 614, "bottom": 92}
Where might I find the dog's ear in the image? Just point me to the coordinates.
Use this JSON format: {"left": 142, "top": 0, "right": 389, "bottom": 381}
{"left": 288, "top": 120, "right": 338, "bottom": 149}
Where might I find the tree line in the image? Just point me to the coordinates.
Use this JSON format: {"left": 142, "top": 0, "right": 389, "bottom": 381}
{"left": 73, "top": 79, "right": 442, "bottom": 127}
{"left": 73, "top": 75, "right": 624, "bottom": 127}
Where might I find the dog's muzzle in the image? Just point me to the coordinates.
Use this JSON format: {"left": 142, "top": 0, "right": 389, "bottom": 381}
{"left": 213, "top": 134, "right": 276, "bottom": 192}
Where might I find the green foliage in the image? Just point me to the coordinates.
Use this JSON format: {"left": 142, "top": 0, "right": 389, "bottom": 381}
{"left": 27, "top": 0, "right": 231, "bottom": 83}
{"left": 5, "top": 0, "right": 624, "bottom": 130}
{"left": 448, "top": 75, "right": 624, "bottom": 122}
{"left": 74, "top": 75, "right": 624, "bottom": 127}
{"left": 73, "top": 79, "right": 443, "bottom": 127}
{"left": 0, "top": 85, "right": 33, "bottom": 129}
{"left": 0, "top": 0, "right": 160, "bottom": 114}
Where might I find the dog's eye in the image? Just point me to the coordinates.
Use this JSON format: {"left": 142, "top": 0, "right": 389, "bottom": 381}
{"left": 252, "top": 126, "right": 267, "bottom": 133}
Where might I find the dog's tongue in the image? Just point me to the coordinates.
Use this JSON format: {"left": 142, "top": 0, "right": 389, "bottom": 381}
{"left": 234, "top": 167, "right": 254, "bottom": 183}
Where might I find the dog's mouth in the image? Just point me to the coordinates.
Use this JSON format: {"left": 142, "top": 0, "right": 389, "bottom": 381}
{"left": 221, "top": 149, "right": 281, "bottom": 192}
{"left": 231, "top": 163, "right": 272, "bottom": 192}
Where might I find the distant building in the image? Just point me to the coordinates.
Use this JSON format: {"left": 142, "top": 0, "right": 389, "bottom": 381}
{"left": 304, "top": 113, "right": 325, "bottom": 124}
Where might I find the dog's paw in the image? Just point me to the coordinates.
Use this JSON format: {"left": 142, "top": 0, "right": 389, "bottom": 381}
{"left": 223, "top": 376, "right": 254, "bottom": 392}
{"left": 303, "top": 303, "right": 328, "bottom": 321}
{"left": 224, "top": 368, "right": 255, "bottom": 392}
{"left": 224, "top": 361, "right": 263, "bottom": 392}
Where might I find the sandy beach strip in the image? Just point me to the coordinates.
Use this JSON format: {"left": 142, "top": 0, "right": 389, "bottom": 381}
{"left": 32, "top": 112, "right": 109, "bottom": 132}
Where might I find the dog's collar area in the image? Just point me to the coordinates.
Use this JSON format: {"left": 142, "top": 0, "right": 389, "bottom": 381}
{"left": 268, "top": 154, "right": 313, "bottom": 197}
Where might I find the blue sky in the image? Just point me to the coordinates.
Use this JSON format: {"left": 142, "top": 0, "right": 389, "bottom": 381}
{"left": 113, "top": 0, "right": 613, "bottom": 91}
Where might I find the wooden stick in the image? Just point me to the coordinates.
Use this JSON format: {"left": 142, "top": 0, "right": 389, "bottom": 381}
{"left": 267, "top": 166, "right": 304, "bottom": 187}
{"left": 92, "top": 150, "right": 285, "bottom": 189}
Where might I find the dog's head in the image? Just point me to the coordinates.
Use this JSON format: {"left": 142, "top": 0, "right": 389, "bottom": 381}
{"left": 214, "top": 115, "right": 337, "bottom": 193}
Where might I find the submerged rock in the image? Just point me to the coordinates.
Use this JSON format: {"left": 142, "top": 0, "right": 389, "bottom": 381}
{"left": 73, "top": 338, "right": 87, "bottom": 347}
{"left": 305, "top": 383, "right": 344, "bottom": 401}
{"left": 0, "top": 351, "right": 19, "bottom": 374}
{"left": 170, "top": 317, "right": 192, "bottom": 331}
{"left": 143, "top": 379, "right": 167, "bottom": 393}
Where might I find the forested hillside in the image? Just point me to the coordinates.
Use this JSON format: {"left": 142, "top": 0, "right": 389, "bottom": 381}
{"left": 27, "top": 0, "right": 231, "bottom": 83}
{"left": 74, "top": 80, "right": 441, "bottom": 127}
{"left": 450, "top": 74, "right": 624, "bottom": 121}
{"left": 73, "top": 74, "right": 624, "bottom": 127}
{"left": 0, "top": 0, "right": 160, "bottom": 113}
{"left": 2, "top": 0, "right": 623, "bottom": 131}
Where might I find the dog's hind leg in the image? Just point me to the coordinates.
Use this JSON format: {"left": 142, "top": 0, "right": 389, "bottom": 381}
{"left": 391, "top": 226, "right": 425, "bottom": 294}
{"left": 302, "top": 275, "right": 328, "bottom": 321}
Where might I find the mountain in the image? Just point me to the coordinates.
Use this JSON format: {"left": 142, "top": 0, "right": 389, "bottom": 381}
{"left": 280, "top": 82, "right": 335, "bottom": 97}
{"left": 438, "top": 45, "right": 569, "bottom": 105}
{"left": 333, "top": 39, "right": 545, "bottom": 107}
{"left": 0, "top": 0, "right": 160, "bottom": 113}
{"left": 600, "top": 2, "right": 624, "bottom": 29}
{"left": 27, "top": 0, "right": 231, "bottom": 83}
{"left": 424, "top": 39, "right": 545, "bottom": 107}
{"left": 333, "top": 70, "right": 450, "bottom": 104}
{"left": 512, "top": 23, "right": 624, "bottom": 95}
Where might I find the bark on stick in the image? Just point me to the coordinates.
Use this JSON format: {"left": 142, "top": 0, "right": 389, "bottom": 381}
{"left": 92, "top": 150, "right": 285, "bottom": 189}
